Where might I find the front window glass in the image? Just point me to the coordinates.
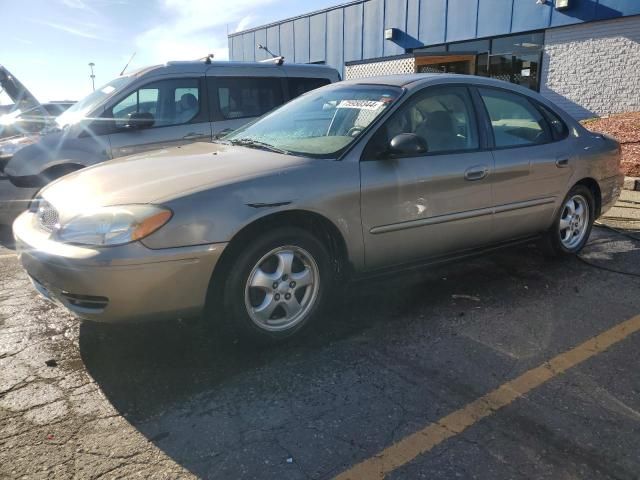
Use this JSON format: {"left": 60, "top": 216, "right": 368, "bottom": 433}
{"left": 109, "top": 78, "right": 200, "bottom": 128}
{"left": 366, "top": 86, "right": 479, "bottom": 158}
{"left": 225, "top": 84, "right": 401, "bottom": 158}
{"left": 479, "top": 88, "right": 551, "bottom": 148}
{"left": 56, "top": 76, "right": 132, "bottom": 128}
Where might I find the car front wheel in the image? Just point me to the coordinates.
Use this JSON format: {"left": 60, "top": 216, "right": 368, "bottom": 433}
{"left": 222, "top": 227, "right": 332, "bottom": 342}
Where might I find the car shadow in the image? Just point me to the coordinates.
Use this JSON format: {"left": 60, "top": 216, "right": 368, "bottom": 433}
{"left": 0, "top": 224, "right": 15, "bottom": 250}
{"left": 78, "top": 226, "right": 639, "bottom": 478}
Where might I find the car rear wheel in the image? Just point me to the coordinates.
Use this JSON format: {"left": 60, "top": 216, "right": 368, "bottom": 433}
{"left": 222, "top": 227, "right": 332, "bottom": 342}
{"left": 542, "top": 184, "right": 594, "bottom": 256}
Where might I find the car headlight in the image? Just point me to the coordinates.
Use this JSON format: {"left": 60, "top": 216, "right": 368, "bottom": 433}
{"left": 55, "top": 205, "right": 172, "bottom": 246}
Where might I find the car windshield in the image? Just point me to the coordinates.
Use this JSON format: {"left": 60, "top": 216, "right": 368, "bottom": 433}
{"left": 56, "top": 76, "right": 132, "bottom": 129}
{"left": 224, "top": 84, "right": 402, "bottom": 158}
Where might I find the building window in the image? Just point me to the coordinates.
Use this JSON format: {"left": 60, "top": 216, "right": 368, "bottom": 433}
{"left": 413, "top": 32, "right": 544, "bottom": 92}
{"left": 485, "top": 33, "right": 544, "bottom": 91}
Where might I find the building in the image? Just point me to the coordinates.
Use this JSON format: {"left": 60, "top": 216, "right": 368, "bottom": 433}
{"left": 228, "top": 0, "right": 640, "bottom": 120}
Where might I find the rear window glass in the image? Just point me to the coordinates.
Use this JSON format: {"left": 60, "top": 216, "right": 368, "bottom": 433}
{"left": 217, "top": 77, "right": 283, "bottom": 120}
{"left": 287, "top": 77, "right": 331, "bottom": 99}
{"left": 479, "top": 88, "right": 551, "bottom": 148}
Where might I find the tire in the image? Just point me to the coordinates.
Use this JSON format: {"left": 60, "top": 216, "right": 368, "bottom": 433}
{"left": 541, "top": 184, "right": 595, "bottom": 256}
{"left": 221, "top": 227, "right": 333, "bottom": 343}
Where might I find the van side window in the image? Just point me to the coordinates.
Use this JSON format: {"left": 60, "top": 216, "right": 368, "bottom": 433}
{"left": 479, "top": 88, "right": 551, "bottom": 148}
{"left": 110, "top": 78, "right": 201, "bottom": 129}
{"left": 217, "top": 77, "right": 283, "bottom": 120}
{"left": 287, "top": 78, "right": 330, "bottom": 99}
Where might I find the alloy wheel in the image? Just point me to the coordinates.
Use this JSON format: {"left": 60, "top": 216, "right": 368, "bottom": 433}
{"left": 559, "top": 194, "right": 589, "bottom": 249}
{"left": 244, "top": 245, "right": 320, "bottom": 332}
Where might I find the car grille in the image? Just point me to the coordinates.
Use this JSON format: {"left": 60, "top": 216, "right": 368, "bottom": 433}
{"left": 36, "top": 200, "right": 60, "bottom": 232}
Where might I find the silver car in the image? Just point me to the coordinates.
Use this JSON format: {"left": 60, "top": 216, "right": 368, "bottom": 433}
{"left": 14, "top": 74, "right": 623, "bottom": 342}
{"left": 1, "top": 60, "right": 339, "bottom": 224}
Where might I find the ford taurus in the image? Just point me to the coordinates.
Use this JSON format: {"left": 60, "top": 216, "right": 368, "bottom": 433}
{"left": 13, "top": 74, "right": 623, "bottom": 342}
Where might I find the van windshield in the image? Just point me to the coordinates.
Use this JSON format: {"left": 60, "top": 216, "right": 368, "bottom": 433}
{"left": 56, "top": 76, "right": 132, "bottom": 129}
{"left": 224, "top": 84, "right": 402, "bottom": 158}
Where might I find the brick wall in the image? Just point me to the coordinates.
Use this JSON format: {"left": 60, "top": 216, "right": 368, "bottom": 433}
{"left": 541, "top": 16, "right": 640, "bottom": 120}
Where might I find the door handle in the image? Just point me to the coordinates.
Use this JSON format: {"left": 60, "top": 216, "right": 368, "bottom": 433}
{"left": 183, "top": 132, "right": 208, "bottom": 140}
{"left": 555, "top": 157, "right": 569, "bottom": 168}
{"left": 464, "top": 165, "right": 489, "bottom": 181}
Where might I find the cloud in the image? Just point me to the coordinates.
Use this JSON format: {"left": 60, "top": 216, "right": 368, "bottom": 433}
{"left": 14, "top": 37, "right": 34, "bottom": 45}
{"left": 60, "top": 0, "right": 90, "bottom": 9}
{"left": 59, "top": 0, "right": 98, "bottom": 14}
{"left": 234, "top": 15, "right": 253, "bottom": 33}
{"left": 30, "top": 19, "right": 111, "bottom": 41}
{"left": 134, "top": 0, "right": 276, "bottom": 64}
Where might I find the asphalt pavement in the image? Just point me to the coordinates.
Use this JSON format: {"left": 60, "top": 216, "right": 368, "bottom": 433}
{"left": 1, "top": 192, "right": 639, "bottom": 479}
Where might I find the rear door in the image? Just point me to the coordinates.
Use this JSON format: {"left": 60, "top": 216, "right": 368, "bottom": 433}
{"left": 207, "top": 68, "right": 285, "bottom": 138}
{"left": 107, "top": 77, "right": 211, "bottom": 158}
{"left": 476, "top": 87, "right": 573, "bottom": 241}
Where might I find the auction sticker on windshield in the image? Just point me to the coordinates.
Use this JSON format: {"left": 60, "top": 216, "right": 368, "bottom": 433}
{"left": 336, "top": 100, "right": 386, "bottom": 110}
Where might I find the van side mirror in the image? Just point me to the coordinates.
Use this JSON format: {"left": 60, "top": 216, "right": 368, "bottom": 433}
{"left": 389, "top": 133, "right": 428, "bottom": 156}
{"left": 126, "top": 112, "right": 155, "bottom": 129}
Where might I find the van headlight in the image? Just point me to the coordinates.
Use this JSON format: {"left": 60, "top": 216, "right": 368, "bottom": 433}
{"left": 55, "top": 205, "right": 172, "bottom": 246}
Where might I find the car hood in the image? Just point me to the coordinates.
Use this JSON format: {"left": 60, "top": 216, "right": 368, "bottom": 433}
{"left": 0, "top": 66, "right": 45, "bottom": 115}
{"left": 41, "top": 142, "right": 317, "bottom": 217}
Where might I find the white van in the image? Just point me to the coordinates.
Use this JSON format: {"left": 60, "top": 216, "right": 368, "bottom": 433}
{"left": 0, "top": 60, "right": 339, "bottom": 223}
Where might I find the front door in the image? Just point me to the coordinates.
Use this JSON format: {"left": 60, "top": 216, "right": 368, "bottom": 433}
{"left": 107, "top": 77, "right": 211, "bottom": 158}
{"left": 360, "top": 85, "right": 494, "bottom": 270}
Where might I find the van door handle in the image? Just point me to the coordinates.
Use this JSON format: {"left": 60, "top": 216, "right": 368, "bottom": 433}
{"left": 183, "top": 132, "right": 208, "bottom": 140}
{"left": 464, "top": 165, "right": 489, "bottom": 181}
{"left": 556, "top": 157, "right": 569, "bottom": 168}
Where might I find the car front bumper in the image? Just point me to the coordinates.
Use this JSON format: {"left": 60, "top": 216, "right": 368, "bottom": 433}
{"left": 13, "top": 211, "right": 227, "bottom": 323}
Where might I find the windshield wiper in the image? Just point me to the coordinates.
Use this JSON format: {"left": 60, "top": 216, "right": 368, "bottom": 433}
{"left": 228, "top": 138, "right": 291, "bottom": 155}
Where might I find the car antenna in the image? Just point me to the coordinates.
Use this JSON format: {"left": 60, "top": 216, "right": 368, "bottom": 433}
{"left": 257, "top": 43, "right": 279, "bottom": 59}
{"left": 120, "top": 52, "right": 136, "bottom": 76}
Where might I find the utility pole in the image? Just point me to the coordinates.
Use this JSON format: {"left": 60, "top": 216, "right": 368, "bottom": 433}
{"left": 88, "top": 62, "right": 95, "bottom": 91}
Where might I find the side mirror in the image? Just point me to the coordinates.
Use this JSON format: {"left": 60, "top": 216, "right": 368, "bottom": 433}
{"left": 388, "top": 133, "right": 428, "bottom": 156}
{"left": 126, "top": 112, "right": 154, "bottom": 129}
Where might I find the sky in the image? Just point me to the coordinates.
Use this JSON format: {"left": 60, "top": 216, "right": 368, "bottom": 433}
{"left": 1, "top": 0, "right": 341, "bottom": 103}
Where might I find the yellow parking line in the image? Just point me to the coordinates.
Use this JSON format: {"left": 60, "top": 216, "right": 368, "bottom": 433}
{"left": 334, "top": 314, "right": 640, "bottom": 480}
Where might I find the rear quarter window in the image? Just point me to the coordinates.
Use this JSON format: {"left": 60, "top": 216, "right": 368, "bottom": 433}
{"left": 536, "top": 102, "right": 569, "bottom": 141}
{"left": 287, "top": 78, "right": 331, "bottom": 99}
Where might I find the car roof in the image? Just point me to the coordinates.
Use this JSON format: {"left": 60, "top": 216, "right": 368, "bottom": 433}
{"left": 342, "top": 73, "right": 529, "bottom": 90}
{"left": 126, "top": 61, "right": 340, "bottom": 79}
